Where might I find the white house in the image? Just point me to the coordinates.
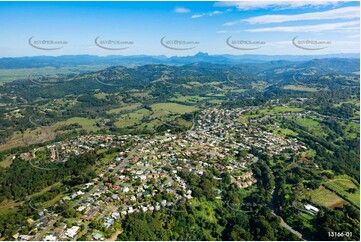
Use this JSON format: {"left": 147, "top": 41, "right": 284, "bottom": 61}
{"left": 304, "top": 204, "right": 319, "bottom": 213}
{"left": 65, "top": 226, "right": 80, "bottom": 238}
{"left": 44, "top": 235, "right": 57, "bottom": 241}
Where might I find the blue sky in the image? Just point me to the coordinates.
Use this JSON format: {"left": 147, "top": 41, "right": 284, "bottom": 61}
{"left": 0, "top": 1, "right": 359, "bottom": 57}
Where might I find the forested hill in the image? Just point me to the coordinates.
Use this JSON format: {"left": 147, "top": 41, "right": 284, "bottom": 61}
{"left": 0, "top": 53, "right": 359, "bottom": 68}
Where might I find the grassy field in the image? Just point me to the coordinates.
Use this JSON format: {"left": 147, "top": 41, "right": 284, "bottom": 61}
{"left": 94, "top": 92, "right": 108, "bottom": 99}
{"left": 56, "top": 117, "right": 100, "bottom": 132}
{"left": 113, "top": 103, "right": 197, "bottom": 130}
{"left": 0, "top": 199, "right": 19, "bottom": 215}
{"left": 170, "top": 95, "right": 208, "bottom": 104}
{"left": 283, "top": 85, "right": 319, "bottom": 92}
{"left": 173, "top": 118, "right": 193, "bottom": 128}
{"left": 273, "top": 128, "right": 298, "bottom": 136}
{"left": 115, "top": 108, "right": 151, "bottom": 128}
{"left": 150, "top": 103, "right": 198, "bottom": 114}
{"left": 325, "top": 177, "right": 360, "bottom": 206}
{"left": 295, "top": 118, "right": 320, "bottom": 127}
{"left": 137, "top": 119, "right": 163, "bottom": 130}
{"left": 0, "top": 155, "right": 13, "bottom": 168}
{"left": 271, "top": 106, "right": 304, "bottom": 113}
{"left": 307, "top": 187, "right": 348, "bottom": 208}
{"left": 106, "top": 103, "right": 141, "bottom": 114}
{"left": 257, "top": 106, "right": 304, "bottom": 115}
{"left": 0, "top": 117, "right": 99, "bottom": 152}
{"left": 0, "top": 126, "right": 56, "bottom": 152}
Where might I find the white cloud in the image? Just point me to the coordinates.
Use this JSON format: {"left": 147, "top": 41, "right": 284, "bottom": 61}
{"left": 215, "top": 1, "right": 339, "bottom": 10}
{"left": 246, "top": 20, "right": 360, "bottom": 32}
{"left": 210, "top": 10, "right": 223, "bottom": 16}
{"left": 223, "top": 20, "right": 241, "bottom": 27}
{"left": 217, "top": 30, "right": 241, "bottom": 34}
{"left": 241, "top": 6, "right": 360, "bottom": 24}
{"left": 192, "top": 10, "right": 225, "bottom": 19}
{"left": 192, "top": 14, "right": 204, "bottom": 19}
{"left": 174, "top": 7, "right": 190, "bottom": 13}
{"left": 223, "top": 6, "right": 360, "bottom": 26}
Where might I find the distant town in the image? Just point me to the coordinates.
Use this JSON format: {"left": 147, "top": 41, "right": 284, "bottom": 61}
{"left": 8, "top": 105, "right": 323, "bottom": 241}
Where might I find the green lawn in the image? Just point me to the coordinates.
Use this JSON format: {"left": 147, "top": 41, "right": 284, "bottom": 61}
{"left": 273, "top": 128, "right": 298, "bottom": 136}
{"left": 271, "top": 106, "right": 304, "bottom": 113}
{"left": 170, "top": 95, "right": 208, "bottom": 104}
{"left": 0, "top": 155, "right": 13, "bottom": 168}
{"left": 106, "top": 103, "right": 141, "bottom": 114}
{"left": 115, "top": 108, "right": 151, "bottom": 128}
{"left": 190, "top": 198, "right": 218, "bottom": 224}
{"left": 254, "top": 106, "right": 303, "bottom": 116}
{"left": 326, "top": 178, "right": 360, "bottom": 206}
{"left": 283, "top": 85, "right": 319, "bottom": 92}
{"left": 150, "top": 103, "right": 198, "bottom": 114}
{"left": 295, "top": 118, "right": 320, "bottom": 127}
{"left": 307, "top": 187, "right": 347, "bottom": 208}
{"left": 57, "top": 117, "right": 100, "bottom": 132}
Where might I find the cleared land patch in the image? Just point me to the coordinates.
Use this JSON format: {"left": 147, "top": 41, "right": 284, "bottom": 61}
{"left": 283, "top": 85, "right": 319, "bottom": 92}
{"left": 307, "top": 186, "right": 348, "bottom": 208}
{"left": 56, "top": 117, "right": 100, "bottom": 132}
{"left": 295, "top": 118, "right": 319, "bottom": 127}
{"left": 106, "top": 103, "right": 141, "bottom": 114}
{"left": 150, "top": 103, "right": 198, "bottom": 114}
{"left": 325, "top": 178, "right": 360, "bottom": 206}
{"left": 0, "top": 155, "right": 13, "bottom": 168}
{"left": 170, "top": 95, "right": 207, "bottom": 104}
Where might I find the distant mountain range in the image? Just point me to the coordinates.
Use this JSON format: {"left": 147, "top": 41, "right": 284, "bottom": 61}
{"left": 0, "top": 52, "right": 359, "bottom": 69}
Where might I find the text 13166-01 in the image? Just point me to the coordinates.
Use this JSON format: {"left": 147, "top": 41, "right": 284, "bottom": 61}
{"left": 328, "top": 232, "right": 352, "bottom": 238}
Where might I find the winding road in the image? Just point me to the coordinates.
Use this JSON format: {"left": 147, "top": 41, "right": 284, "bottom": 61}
{"left": 270, "top": 186, "right": 304, "bottom": 240}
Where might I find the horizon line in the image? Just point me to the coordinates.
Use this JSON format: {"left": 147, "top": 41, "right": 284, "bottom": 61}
{"left": 0, "top": 52, "right": 360, "bottom": 59}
